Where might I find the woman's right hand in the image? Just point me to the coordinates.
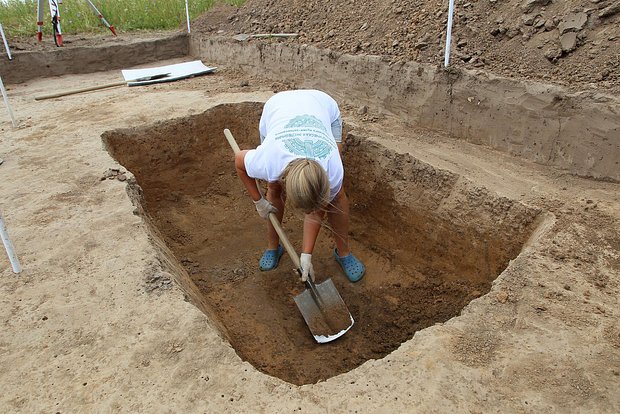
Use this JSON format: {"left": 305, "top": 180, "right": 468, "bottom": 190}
{"left": 254, "top": 197, "right": 277, "bottom": 219}
{"left": 300, "top": 253, "right": 315, "bottom": 282}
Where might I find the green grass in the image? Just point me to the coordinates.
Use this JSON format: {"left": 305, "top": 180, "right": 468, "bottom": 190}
{"left": 0, "top": 0, "right": 244, "bottom": 37}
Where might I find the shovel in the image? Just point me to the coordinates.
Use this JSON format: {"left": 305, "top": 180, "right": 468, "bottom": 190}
{"left": 34, "top": 73, "right": 171, "bottom": 101}
{"left": 232, "top": 33, "right": 299, "bottom": 42}
{"left": 224, "top": 128, "right": 354, "bottom": 343}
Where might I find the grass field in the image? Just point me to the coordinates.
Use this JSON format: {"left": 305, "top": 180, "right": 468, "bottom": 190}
{"left": 0, "top": 0, "right": 244, "bottom": 37}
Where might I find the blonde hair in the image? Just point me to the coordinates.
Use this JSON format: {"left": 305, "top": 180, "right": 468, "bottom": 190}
{"left": 281, "top": 159, "right": 330, "bottom": 213}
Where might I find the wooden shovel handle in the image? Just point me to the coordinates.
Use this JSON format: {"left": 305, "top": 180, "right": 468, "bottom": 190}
{"left": 223, "top": 128, "right": 302, "bottom": 269}
{"left": 34, "top": 80, "right": 128, "bottom": 100}
{"left": 34, "top": 73, "right": 170, "bottom": 101}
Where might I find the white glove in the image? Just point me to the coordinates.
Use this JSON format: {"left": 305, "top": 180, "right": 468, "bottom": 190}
{"left": 300, "top": 253, "right": 315, "bottom": 282}
{"left": 253, "top": 197, "right": 277, "bottom": 219}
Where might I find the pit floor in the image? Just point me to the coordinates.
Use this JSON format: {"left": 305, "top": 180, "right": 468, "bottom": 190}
{"left": 0, "top": 54, "right": 619, "bottom": 412}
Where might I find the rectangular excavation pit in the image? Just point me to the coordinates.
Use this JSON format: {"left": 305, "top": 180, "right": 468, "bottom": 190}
{"left": 102, "top": 102, "right": 541, "bottom": 385}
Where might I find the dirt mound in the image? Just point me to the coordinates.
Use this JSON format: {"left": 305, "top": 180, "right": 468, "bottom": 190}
{"left": 194, "top": 0, "right": 620, "bottom": 93}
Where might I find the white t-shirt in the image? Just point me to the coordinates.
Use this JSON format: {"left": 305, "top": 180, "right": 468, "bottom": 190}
{"left": 244, "top": 90, "right": 344, "bottom": 200}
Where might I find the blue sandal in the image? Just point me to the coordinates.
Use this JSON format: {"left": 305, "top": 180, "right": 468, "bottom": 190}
{"left": 334, "top": 249, "right": 365, "bottom": 282}
{"left": 259, "top": 245, "right": 284, "bottom": 271}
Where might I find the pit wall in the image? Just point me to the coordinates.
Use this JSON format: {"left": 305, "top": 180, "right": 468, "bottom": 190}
{"left": 344, "top": 133, "right": 542, "bottom": 285}
{"left": 191, "top": 36, "right": 620, "bottom": 182}
{"left": 0, "top": 34, "right": 188, "bottom": 84}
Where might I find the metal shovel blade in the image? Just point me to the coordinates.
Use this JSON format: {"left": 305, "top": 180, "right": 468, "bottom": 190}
{"left": 232, "top": 33, "right": 251, "bottom": 41}
{"left": 293, "top": 278, "right": 354, "bottom": 343}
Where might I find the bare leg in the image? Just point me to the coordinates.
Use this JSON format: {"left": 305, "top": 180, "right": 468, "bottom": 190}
{"left": 266, "top": 181, "right": 285, "bottom": 249}
{"left": 328, "top": 186, "right": 365, "bottom": 281}
{"left": 327, "top": 187, "right": 351, "bottom": 256}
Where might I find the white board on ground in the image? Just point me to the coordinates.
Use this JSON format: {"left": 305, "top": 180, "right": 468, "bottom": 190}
{"left": 121, "top": 60, "right": 216, "bottom": 86}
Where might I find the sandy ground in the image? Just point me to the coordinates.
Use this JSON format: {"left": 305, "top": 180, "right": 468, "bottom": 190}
{"left": 1, "top": 51, "right": 619, "bottom": 412}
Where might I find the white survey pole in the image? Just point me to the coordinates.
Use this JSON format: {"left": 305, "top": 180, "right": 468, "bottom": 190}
{"left": 185, "top": 0, "right": 191, "bottom": 33}
{"left": 0, "top": 23, "right": 12, "bottom": 60}
{"left": 0, "top": 211, "right": 22, "bottom": 274}
{"left": 37, "top": 0, "right": 45, "bottom": 42}
{"left": 0, "top": 76, "right": 17, "bottom": 128}
{"left": 444, "top": 0, "right": 455, "bottom": 67}
{"left": 48, "top": 0, "right": 63, "bottom": 46}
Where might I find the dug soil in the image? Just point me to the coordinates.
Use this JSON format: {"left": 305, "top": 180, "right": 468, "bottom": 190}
{"left": 194, "top": 0, "right": 620, "bottom": 93}
{"left": 8, "top": 0, "right": 618, "bottom": 92}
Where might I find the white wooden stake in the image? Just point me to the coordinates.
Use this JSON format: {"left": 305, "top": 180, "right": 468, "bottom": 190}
{"left": 0, "top": 23, "right": 12, "bottom": 60}
{"left": 444, "top": 0, "right": 455, "bottom": 67}
{"left": 0, "top": 76, "right": 17, "bottom": 128}
{"left": 0, "top": 211, "right": 22, "bottom": 274}
{"left": 185, "top": 0, "right": 191, "bottom": 34}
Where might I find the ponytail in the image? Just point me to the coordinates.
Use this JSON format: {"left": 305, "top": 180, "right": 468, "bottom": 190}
{"left": 281, "top": 159, "right": 330, "bottom": 213}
